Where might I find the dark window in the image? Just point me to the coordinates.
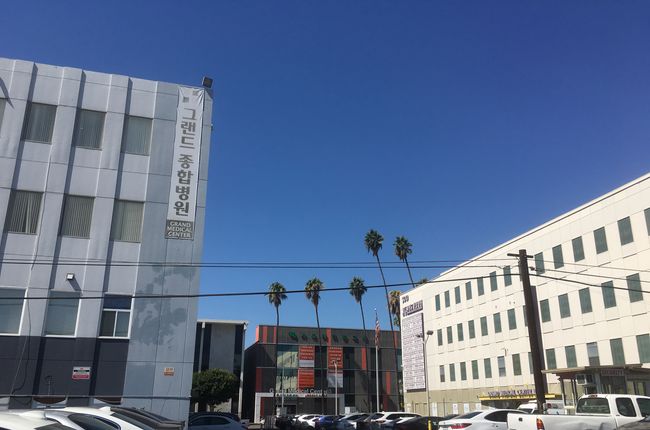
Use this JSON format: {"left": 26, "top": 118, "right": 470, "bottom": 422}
{"left": 540, "top": 299, "right": 551, "bottom": 322}
{"left": 534, "top": 252, "right": 545, "bottom": 274}
{"left": 435, "top": 295, "right": 440, "bottom": 311}
{"left": 60, "top": 195, "right": 94, "bottom": 238}
{"left": 504, "top": 266, "right": 512, "bottom": 286}
{"left": 552, "top": 245, "right": 564, "bottom": 269}
{"left": 4, "top": 190, "right": 42, "bottom": 234}
{"left": 507, "top": 308, "right": 517, "bottom": 330}
{"left": 616, "top": 398, "right": 636, "bottom": 417}
{"left": 577, "top": 397, "right": 610, "bottom": 414}
{"left": 559, "top": 293, "right": 571, "bottom": 318}
{"left": 22, "top": 102, "right": 56, "bottom": 143}
{"left": 490, "top": 271, "right": 498, "bottom": 291}
{"left": 121, "top": 115, "right": 152, "bottom": 155}
{"left": 565, "top": 345, "right": 577, "bottom": 368}
{"left": 618, "top": 217, "right": 634, "bottom": 245}
{"left": 546, "top": 348, "right": 557, "bottom": 370}
{"left": 455, "top": 286, "right": 461, "bottom": 304}
{"left": 484, "top": 358, "right": 492, "bottom": 378}
{"left": 447, "top": 326, "right": 453, "bottom": 344}
{"left": 477, "top": 278, "right": 484, "bottom": 296}
{"left": 471, "top": 360, "right": 479, "bottom": 379}
{"left": 68, "top": 414, "right": 119, "bottom": 430}
{"left": 572, "top": 236, "right": 585, "bottom": 262}
{"left": 498, "top": 356, "right": 506, "bottom": 377}
{"left": 437, "top": 329, "right": 443, "bottom": 346}
{"left": 646, "top": 208, "right": 650, "bottom": 236}
{"left": 480, "top": 316, "right": 488, "bottom": 336}
{"left": 465, "top": 281, "right": 472, "bottom": 300}
{"left": 457, "top": 323, "right": 464, "bottom": 342}
{"left": 439, "top": 365, "right": 445, "bottom": 383}
{"left": 468, "top": 320, "right": 476, "bottom": 339}
{"left": 460, "top": 362, "right": 467, "bottom": 380}
{"left": 73, "top": 109, "right": 105, "bottom": 149}
{"left": 449, "top": 363, "right": 456, "bottom": 382}
{"left": 627, "top": 274, "right": 643, "bottom": 303}
{"left": 610, "top": 338, "right": 625, "bottom": 365}
{"left": 444, "top": 291, "right": 450, "bottom": 308}
{"left": 602, "top": 281, "right": 617, "bottom": 308}
{"left": 512, "top": 353, "right": 522, "bottom": 376}
{"left": 579, "top": 288, "right": 592, "bottom": 314}
{"left": 587, "top": 342, "right": 600, "bottom": 366}
{"left": 637, "top": 334, "right": 650, "bottom": 363}
{"left": 594, "top": 227, "right": 608, "bottom": 254}
{"left": 493, "top": 312, "right": 502, "bottom": 333}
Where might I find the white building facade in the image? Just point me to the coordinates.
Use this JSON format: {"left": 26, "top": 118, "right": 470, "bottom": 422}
{"left": 0, "top": 58, "right": 212, "bottom": 419}
{"left": 400, "top": 174, "right": 650, "bottom": 416}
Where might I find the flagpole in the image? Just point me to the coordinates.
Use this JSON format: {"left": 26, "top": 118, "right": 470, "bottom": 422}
{"left": 375, "top": 309, "right": 380, "bottom": 412}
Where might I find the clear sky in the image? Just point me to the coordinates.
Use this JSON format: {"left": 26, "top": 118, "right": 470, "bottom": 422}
{"left": 2, "top": 1, "right": 649, "bottom": 347}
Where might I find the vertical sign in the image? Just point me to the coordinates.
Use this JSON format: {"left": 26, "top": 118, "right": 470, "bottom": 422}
{"left": 297, "top": 369, "right": 315, "bottom": 389}
{"left": 298, "top": 346, "right": 315, "bottom": 368}
{"left": 166, "top": 87, "right": 204, "bottom": 240}
{"left": 327, "top": 347, "right": 343, "bottom": 388}
{"left": 402, "top": 312, "right": 425, "bottom": 391}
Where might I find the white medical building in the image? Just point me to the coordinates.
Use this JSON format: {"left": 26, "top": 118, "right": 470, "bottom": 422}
{"left": 0, "top": 57, "right": 212, "bottom": 420}
{"left": 400, "top": 174, "right": 650, "bottom": 416}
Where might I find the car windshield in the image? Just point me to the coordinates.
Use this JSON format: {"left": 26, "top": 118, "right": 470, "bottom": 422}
{"left": 577, "top": 397, "right": 611, "bottom": 414}
{"left": 368, "top": 414, "right": 383, "bottom": 420}
{"left": 453, "top": 412, "right": 481, "bottom": 420}
{"left": 38, "top": 425, "right": 75, "bottom": 430}
{"left": 110, "top": 412, "right": 156, "bottom": 430}
{"left": 68, "top": 414, "right": 120, "bottom": 430}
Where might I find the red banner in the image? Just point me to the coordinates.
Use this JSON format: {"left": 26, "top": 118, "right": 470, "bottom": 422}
{"left": 327, "top": 347, "right": 343, "bottom": 370}
{"left": 298, "top": 368, "right": 315, "bottom": 389}
{"left": 299, "top": 346, "right": 315, "bottom": 368}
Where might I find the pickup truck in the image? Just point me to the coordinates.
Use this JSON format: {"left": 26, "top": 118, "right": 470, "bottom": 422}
{"left": 508, "top": 394, "right": 650, "bottom": 430}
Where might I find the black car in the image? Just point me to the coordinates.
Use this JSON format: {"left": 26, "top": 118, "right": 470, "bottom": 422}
{"left": 107, "top": 407, "right": 184, "bottom": 430}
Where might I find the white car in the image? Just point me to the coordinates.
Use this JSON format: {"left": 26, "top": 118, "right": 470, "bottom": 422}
{"left": 189, "top": 414, "right": 244, "bottom": 430}
{"left": 2, "top": 410, "right": 118, "bottom": 430}
{"left": 336, "top": 414, "right": 368, "bottom": 430}
{"left": 0, "top": 413, "right": 73, "bottom": 430}
{"left": 304, "top": 417, "right": 321, "bottom": 428}
{"left": 63, "top": 407, "right": 156, "bottom": 430}
{"left": 439, "top": 409, "right": 525, "bottom": 430}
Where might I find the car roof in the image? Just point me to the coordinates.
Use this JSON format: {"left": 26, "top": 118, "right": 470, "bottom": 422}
{"left": 0, "top": 413, "right": 69, "bottom": 430}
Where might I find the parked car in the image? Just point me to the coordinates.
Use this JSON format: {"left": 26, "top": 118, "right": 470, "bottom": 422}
{"left": 304, "top": 417, "right": 322, "bottom": 429}
{"left": 296, "top": 415, "right": 320, "bottom": 428}
{"left": 315, "top": 416, "right": 338, "bottom": 430}
{"left": 439, "top": 409, "right": 525, "bottom": 430}
{"left": 9, "top": 410, "right": 119, "bottom": 430}
{"left": 0, "top": 413, "right": 74, "bottom": 430}
{"left": 102, "top": 407, "right": 184, "bottom": 430}
{"left": 394, "top": 416, "right": 443, "bottom": 430}
{"left": 189, "top": 414, "right": 245, "bottom": 430}
{"left": 63, "top": 407, "right": 157, "bottom": 430}
{"left": 517, "top": 401, "right": 565, "bottom": 415}
{"left": 367, "top": 413, "right": 421, "bottom": 426}
{"left": 621, "top": 416, "right": 650, "bottom": 430}
{"left": 336, "top": 414, "right": 369, "bottom": 430}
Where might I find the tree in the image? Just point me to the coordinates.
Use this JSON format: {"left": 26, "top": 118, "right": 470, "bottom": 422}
{"left": 349, "top": 276, "right": 372, "bottom": 411}
{"left": 364, "top": 229, "right": 401, "bottom": 408}
{"left": 192, "top": 368, "right": 239, "bottom": 410}
{"left": 389, "top": 290, "right": 401, "bottom": 328}
{"left": 394, "top": 236, "right": 416, "bottom": 289}
{"left": 305, "top": 277, "right": 326, "bottom": 414}
{"left": 416, "top": 278, "right": 428, "bottom": 286}
{"left": 267, "top": 281, "right": 287, "bottom": 415}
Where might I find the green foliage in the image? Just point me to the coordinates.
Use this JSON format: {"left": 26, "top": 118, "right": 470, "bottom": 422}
{"left": 192, "top": 368, "right": 238, "bottom": 406}
{"left": 348, "top": 277, "right": 367, "bottom": 303}
{"left": 364, "top": 229, "right": 384, "bottom": 257}
{"left": 267, "top": 282, "right": 287, "bottom": 308}
{"left": 305, "top": 278, "right": 324, "bottom": 307}
{"left": 389, "top": 290, "right": 401, "bottom": 327}
{"left": 393, "top": 236, "right": 413, "bottom": 261}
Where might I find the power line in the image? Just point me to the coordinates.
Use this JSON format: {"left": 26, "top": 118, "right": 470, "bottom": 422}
{"left": 533, "top": 266, "right": 650, "bottom": 284}
{"left": 533, "top": 273, "right": 648, "bottom": 295}
{"left": 537, "top": 258, "right": 650, "bottom": 274}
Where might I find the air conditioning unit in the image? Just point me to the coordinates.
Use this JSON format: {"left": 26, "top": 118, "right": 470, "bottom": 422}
{"left": 576, "top": 373, "right": 595, "bottom": 385}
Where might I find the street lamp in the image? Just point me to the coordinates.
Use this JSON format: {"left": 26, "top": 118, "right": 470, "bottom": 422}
{"left": 416, "top": 330, "right": 434, "bottom": 418}
{"left": 331, "top": 359, "right": 339, "bottom": 416}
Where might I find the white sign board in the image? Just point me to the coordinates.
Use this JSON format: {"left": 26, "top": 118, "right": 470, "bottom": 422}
{"left": 463, "top": 403, "right": 470, "bottom": 413}
{"left": 402, "top": 312, "right": 426, "bottom": 391}
{"left": 166, "top": 87, "right": 204, "bottom": 240}
{"left": 431, "top": 403, "right": 438, "bottom": 417}
{"left": 452, "top": 403, "right": 459, "bottom": 414}
{"left": 72, "top": 366, "right": 91, "bottom": 380}
{"left": 475, "top": 403, "right": 482, "bottom": 411}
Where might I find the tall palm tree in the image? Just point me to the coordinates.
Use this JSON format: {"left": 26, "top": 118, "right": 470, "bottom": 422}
{"left": 394, "top": 236, "right": 416, "bottom": 289}
{"left": 389, "top": 290, "right": 401, "bottom": 328}
{"left": 305, "top": 277, "right": 326, "bottom": 414}
{"left": 267, "top": 282, "right": 287, "bottom": 416}
{"left": 364, "top": 229, "right": 401, "bottom": 409}
{"left": 349, "top": 276, "right": 372, "bottom": 411}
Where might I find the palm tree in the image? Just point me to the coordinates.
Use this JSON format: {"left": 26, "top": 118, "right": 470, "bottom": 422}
{"left": 349, "top": 276, "right": 372, "bottom": 411}
{"left": 394, "top": 236, "right": 416, "bottom": 289}
{"left": 305, "top": 277, "right": 326, "bottom": 414}
{"left": 389, "top": 290, "right": 401, "bottom": 328}
{"left": 364, "top": 229, "right": 401, "bottom": 409}
{"left": 267, "top": 282, "right": 287, "bottom": 415}
{"left": 416, "top": 277, "right": 428, "bottom": 286}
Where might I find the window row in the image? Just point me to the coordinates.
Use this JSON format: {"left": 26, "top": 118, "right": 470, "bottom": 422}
{"left": 0, "top": 288, "right": 132, "bottom": 338}
{"left": 545, "top": 335, "right": 650, "bottom": 369}
{"left": 436, "top": 307, "right": 528, "bottom": 347}
{"left": 439, "top": 353, "right": 530, "bottom": 383}
{"left": 4, "top": 190, "right": 144, "bottom": 242}
{"left": 534, "top": 211, "right": 650, "bottom": 274}
{"left": 434, "top": 266, "right": 513, "bottom": 311}
{"left": 11, "top": 102, "right": 154, "bottom": 155}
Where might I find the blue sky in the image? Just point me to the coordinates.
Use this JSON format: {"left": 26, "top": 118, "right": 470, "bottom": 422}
{"left": 3, "top": 1, "right": 649, "bottom": 346}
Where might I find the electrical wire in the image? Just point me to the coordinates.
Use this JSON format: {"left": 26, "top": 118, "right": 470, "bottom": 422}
{"left": 533, "top": 273, "right": 648, "bottom": 295}
{"left": 533, "top": 266, "right": 650, "bottom": 284}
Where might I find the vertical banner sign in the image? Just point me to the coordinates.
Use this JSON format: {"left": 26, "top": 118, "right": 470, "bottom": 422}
{"left": 327, "top": 347, "right": 343, "bottom": 388}
{"left": 402, "top": 312, "right": 425, "bottom": 391}
{"left": 298, "top": 346, "right": 315, "bottom": 368}
{"left": 297, "top": 369, "right": 315, "bottom": 389}
{"left": 166, "top": 87, "right": 204, "bottom": 240}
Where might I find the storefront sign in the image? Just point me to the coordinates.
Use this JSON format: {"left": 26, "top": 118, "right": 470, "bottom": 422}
{"left": 402, "top": 300, "right": 423, "bottom": 317}
{"left": 72, "top": 366, "right": 91, "bottom": 380}
{"left": 601, "top": 368, "right": 625, "bottom": 377}
{"left": 402, "top": 313, "right": 426, "bottom": 391}
{"left": 299, "top": 346, "right": 315, "bottom": 368}
{"left": 272, "top": 388, "right": 326, "bottom": 397}
{"left": 298, "top": 368, "right": 315, "bottom": 389}
{"left": 165, "top": 87, "right": 204, "bottom": 240}
{"left": 163, "top": 367, "right": 175, "bottom": 376}
{"left": 482, "top": 389, "right": 535, "bottom": 400}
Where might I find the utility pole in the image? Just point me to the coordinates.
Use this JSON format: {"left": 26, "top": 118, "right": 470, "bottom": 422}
{"left": 509, "top": 249, "right": 546, "bottom": 413}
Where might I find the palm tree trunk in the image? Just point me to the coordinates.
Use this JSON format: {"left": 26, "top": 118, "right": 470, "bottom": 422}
{"left": 272, "top": 306, "right": 280, "bottom": 416}
{"left": 359, "top": 300, "right": 372, "bottom": 413}
{"left": 315, "top": 304, "right": 325, "bottom": 415}
{"left": 375, "top": 255, "right": 402, "bottom": 410}
{"left": 404, "top": 257, "right": 416, "bottom": 289}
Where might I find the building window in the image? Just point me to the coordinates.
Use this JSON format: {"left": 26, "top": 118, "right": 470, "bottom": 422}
{"left": 523, "top": 305, "right": 528, "bottom": 326}
{"left": 552, "top": 245, "right": 564, "bottom": 269}
{"left": 465, "top": 281, "right": 472, "bottom": 300}
{"left": 480, "top": 316, "right": 488, "bottom": 336}
{"left": 110, "top": 200, "right": 144, "bottom": 242}
{"left": 468, "top": 320, "right": 476, "bottom": 339}
{"left": 0, "top": 288, "right": 25, "bottom": 334}
{"left": 493, "top": 312, "right": 502, "bottom": 333}
{"left": 0, "top": 98, "right": 6, "bottom": 131}
{"left": 449, "top": 363, "right": 456, "bottom": 382}
{"left": 546, "top": 348, "right": 557, "bottom": 370}
{"left": 618, "top": 217, "right": 634, "bottom": 245}
{"left": 497, "top": 356, "right": 506, "bottom": 377}
{"left": 572, "top": 236, "right": 585, "bottom": 262}
{"left": 558, "top": 293, "right": 571, "bottom": 318}
{"left": 534, "top": 252, "right": 545, "bottom": 274}
{"left": 602, "top": 281, "right": 617, "bottom": 308}
{"left": 457, "top": 323, "right": 464, "bottom": 342}
{"left": 471, "top": 360, "right": 479, "bottom": 380}
{"left": 489, "top": 271, "right": 498, "bottom": 291}
{"left": 504, "top": 266, "right": 512, "bottom": 286}
{"left": 507, "top": 308, "right": 517, "bottom": 330}
{"left": 447, "top": 326, "right": 453, "bottom": 344}
{"left": 587, "top": 342, "right": 600, "bottom": 366}
{"left": 73, "top": 109, "right": 105, "bottom": 149}
{"left": 645, "top": 208, "right": 650, "bottom": 236}
{"left": 444, "top": 291, "right": 450, "bottom": 308}
{"left": 99, "top": 295, "right": 132, "bottom": 338}
{"left": 610, "top": 338, "right": 625, "bottom": 365}
{"left": 627, "top": 274, "right": 643, "bottom": 303}
{"left": 454, "top": 286, "right": 461, "bottom": 304}
{"left": 637, "top": 334, "right": 650, "bottom": 363}
{"left": 512, "top": 353, "right": 522, "bottom": 376}
{"left": 540, "top": 299, "right": 551, "bottom": 322}
{"left": 435, "top": 295, "right": 440, "bottom": 311}
{"left": 437, "top": 329, "right": 443, "bottom": 346}
{"left": 484, "top": 358, "right": 492, "bottom": 378}
{"left": 60, "top": 195, "right": 94, "bottom": 238}
{"left": 22, "top": 102, "right": 56, "bottom": 143}
{"left": 460, "top": 362, "right": 467, "bottom": 381}
{"left": 477, "top": 277, "right": 484, "bottom": 296}
{"left": 528, "top": 352, "right": 533, "bottom": 374}
{"left": 565, "top": 345, "right": 577, "bottom": 368}
{"left": 44, "top": 291, "right": 80, "bottom": 336}
{"left": 121, "top": 115, "right": 152, "bottom": 155}
{"left": 4, "top": 190, "right": 42, "bottom": 234}
{"left": 594, "top": 227, "right": 608, "bottom": 254}
{"left": 579, "top": 288, "right": 593, "bottom": 314}
{"left": 439, "top": 365, "right": 445, "bottom": 383}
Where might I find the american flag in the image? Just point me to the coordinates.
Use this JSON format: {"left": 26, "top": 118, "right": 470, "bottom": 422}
{"left": 374, "top": 309, "right": 381, "bottom": 347}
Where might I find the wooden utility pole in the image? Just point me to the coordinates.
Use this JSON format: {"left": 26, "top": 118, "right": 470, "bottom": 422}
{"left": 509, "top": 249, "right": 546, "bottom": 413}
